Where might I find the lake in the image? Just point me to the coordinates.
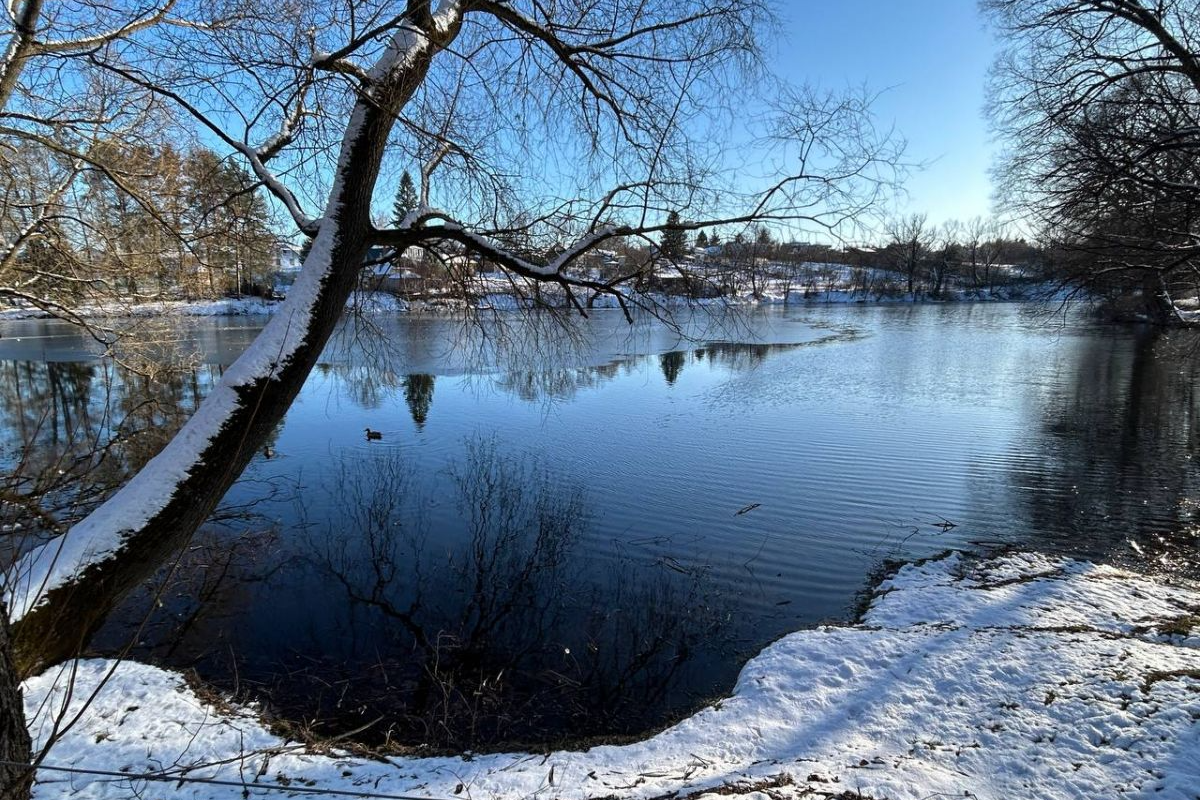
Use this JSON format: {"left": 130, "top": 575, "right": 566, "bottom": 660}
{"left": 3, "top": 302, "right": 1199, "bottom": 751}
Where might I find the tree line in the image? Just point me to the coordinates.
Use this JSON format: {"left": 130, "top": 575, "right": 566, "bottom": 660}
{"left": 3, "top": 141, "right": 277, "bottom": 306}
{"left": 652, "top": 212, "right": 1043, "bottom": 300}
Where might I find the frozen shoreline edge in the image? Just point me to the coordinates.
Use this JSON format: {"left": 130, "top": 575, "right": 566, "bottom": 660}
{"left": 0, "top": 286, "right": 1069, "bottom": 323}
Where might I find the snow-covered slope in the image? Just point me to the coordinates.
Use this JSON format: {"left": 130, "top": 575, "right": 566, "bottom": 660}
{"left": 23, "top": 551, "right": 1200, "bottom": 799}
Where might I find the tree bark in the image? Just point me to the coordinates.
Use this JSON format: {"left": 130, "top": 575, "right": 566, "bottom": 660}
{"left": 0, "top": 604, "right": 32, "bottom": 800}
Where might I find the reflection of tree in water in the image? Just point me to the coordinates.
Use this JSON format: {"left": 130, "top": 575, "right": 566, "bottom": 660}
{"left": 495, "top": 342, "right": 810, "bottom": 403}
{"left": 316, "top": 361, "right": 405, "bottom": 410}
{"left": 403, "top": 374, "right": 434, "bottom": 427}
{"left": 323, "top": 335, "right": 816, "bottom": 410}
{"left": 129, "top": 440, "right": 732, "bottom": 751}
{"left": 311, "top": 364, "right": 436, "bottom": 428}
{"left": 659, "top": 350, "right": 685, "bottom": 385}
{"left": 307, "top": 441, "right": 729, "bottom": 749}
{"left": 1004, "top": 329, "right": 1200, "bottom": 575}
{"left": 658, "top": 343, "right": 803, "bottom": 388}
{"left": 0, "top": 362, "right": 92, "bottom": 455}
{"left": 0, "top": 359, "right": 221, "bottom": 555}
{"left": 491, "top": 360, "right": 631, "bottom": 402}
{"left": 697, "top": 342, "right": 797, "bottom": 368}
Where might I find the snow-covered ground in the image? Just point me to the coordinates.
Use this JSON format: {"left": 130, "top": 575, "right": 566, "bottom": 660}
{"left": 0, "top": 293, "right": 412, "bottom": 321}
{"left": 0, "top": 297, "right": 284, "bottom": 320}
{"left": 23, "top": 551, "right": 1200, "bottom": 799}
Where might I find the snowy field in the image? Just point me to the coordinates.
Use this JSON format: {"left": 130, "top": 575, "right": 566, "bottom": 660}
{"left": 23, "top": 551, "right": 1200, "bottom": 799}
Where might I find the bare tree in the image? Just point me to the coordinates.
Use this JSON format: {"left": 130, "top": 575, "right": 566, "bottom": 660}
{"left": 930, "top": 219, "right": 961, "bottom": 298}
{"left": 1, "top": 1, "right": 902, "bottom": 792}
{"left": 887, "top": 212, "right": 929, "bottom": 296}
{"left": 987, "top": 0, "right": 1200, "bottom": 321}
{"left": 963, "top": 215, "right": 1008, "bottom": 293}
{"left": 0, "top": 1, "right": 219, "bottom": 791}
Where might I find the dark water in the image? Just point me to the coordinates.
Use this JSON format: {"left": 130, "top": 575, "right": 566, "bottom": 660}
{"left": 3, "top": 304, "right": 1200, "bottom": 750}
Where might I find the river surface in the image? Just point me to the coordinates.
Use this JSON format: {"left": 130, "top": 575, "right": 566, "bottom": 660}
{"left": 3, "top": 303, "right": 1199, "bottom": 750}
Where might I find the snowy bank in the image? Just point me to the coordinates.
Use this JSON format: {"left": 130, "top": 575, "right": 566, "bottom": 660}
{"left": 23, "top": 551, "right": 1200, "bottom": 799}
{"left": 0, "top": 284, "right": 1067, "bottom": 323}
{"left": 0, "top": 297, "right": 284, "bottom": 320}
{"left": 0, "top": 292, "right": 409, "bottom": 321}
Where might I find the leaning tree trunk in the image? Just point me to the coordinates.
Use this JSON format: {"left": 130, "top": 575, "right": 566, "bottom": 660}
{"left": 0, "top": 603, "right": 32, "bottom": 800}
{"left": 5, "top": 13, "right": 460, "bottom": 677}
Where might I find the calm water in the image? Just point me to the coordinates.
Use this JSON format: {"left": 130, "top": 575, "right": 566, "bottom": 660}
{"left": 3, "top": 303, "right": 1200, "bottom": 749}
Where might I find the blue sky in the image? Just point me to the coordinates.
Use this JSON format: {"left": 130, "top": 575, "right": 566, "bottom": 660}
{"left": 772, "top": 1, "right": 1000, "bottom": 226}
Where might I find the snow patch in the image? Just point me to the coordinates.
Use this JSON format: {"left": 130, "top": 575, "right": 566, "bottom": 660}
{"left": 23, "top": 551, "right": 1200, "bottom": 799}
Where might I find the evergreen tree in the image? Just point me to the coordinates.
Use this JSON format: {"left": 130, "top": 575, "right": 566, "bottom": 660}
{"left": 709, "top": 230, "right": 722, "bottom": 247}
{"left": 696, "top": 230, "right": 709, "bottom": 248}
{"left": 660, "top": 210, "right": 687, "bottom": 262}
{"left": 389, "top": 171, "right": 420, "bottom": 269}
{"left": 392, "top": 171, "right": 419, "bottom": 225}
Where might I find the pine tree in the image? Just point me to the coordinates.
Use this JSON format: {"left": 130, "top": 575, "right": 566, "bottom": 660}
{"left": 696, "top": 230, "right": 709, "bottom": 249}
{"left": 388, "top": 171, "right": 421, "bottom": 269}
{"left": 392, "top": 171, "right": 418, "bottom": 225}
{"left": 660, "top": 210, "right": 687, "bottom": 262}
{"left": 709, "top": 230, "right": 722, "bottom": 247}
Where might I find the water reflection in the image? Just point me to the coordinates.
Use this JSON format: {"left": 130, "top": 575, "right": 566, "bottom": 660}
{"left": 0, "top": 358, "right": 219, "bottom": 556}
{"left": 660, "top": 350, "right": 685, "bottom": 385}
{"left": 490, "top": 361, "right": 630, "bottom": 402}
{"left": 404, "top": 374, "right": 435, "bottom": 428}
{"left": 1002, "top": 328, "right": 1200, "bottom": 575}
{"left": 99, "top": 440, "right": 732, "bottom": 750}
{"left": 6, "top": 305, "right": 1200, "bottom": 752}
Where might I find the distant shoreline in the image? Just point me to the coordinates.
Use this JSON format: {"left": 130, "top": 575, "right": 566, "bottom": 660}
{"left": 0, "top": 284, "right": 1066, "bottom": 323}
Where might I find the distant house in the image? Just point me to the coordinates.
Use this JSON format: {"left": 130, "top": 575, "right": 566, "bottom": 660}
{"left": 649, "top": 262, "right": 722, "bottom": 297}
{"left": 359, "top": 244, "right": 442, "bottom": 297}
{"left": 392, "top": 245, "right": 425, "bottom": 265}
{"left": 276, "top": 242, "right": 417, "bottom": 296}
{"left": 275, "top": 241, "right": 303, "bottom": 273}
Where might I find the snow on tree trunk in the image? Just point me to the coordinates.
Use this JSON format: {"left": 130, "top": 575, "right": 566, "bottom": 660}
{"left": 3, "top": 15, "right": 458, "bottom": 675}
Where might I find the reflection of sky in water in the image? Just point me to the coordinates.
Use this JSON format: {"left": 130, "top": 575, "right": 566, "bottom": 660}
{"left": 5, "top": 304, "right": 1200, "bottom": 748}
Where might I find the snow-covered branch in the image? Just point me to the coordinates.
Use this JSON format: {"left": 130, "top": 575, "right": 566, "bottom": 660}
{"left": 34, "top": 0, "right": 178, "bottom": 53}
